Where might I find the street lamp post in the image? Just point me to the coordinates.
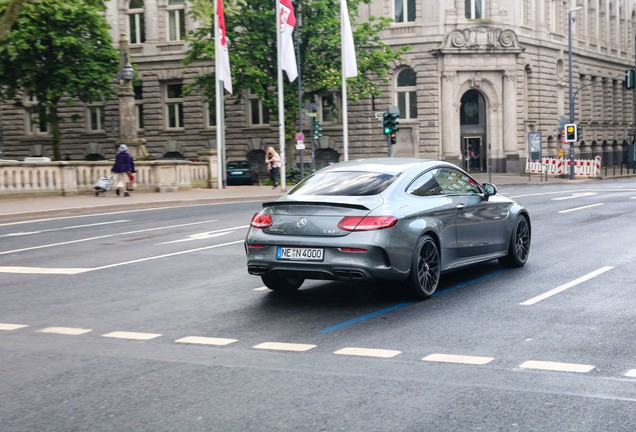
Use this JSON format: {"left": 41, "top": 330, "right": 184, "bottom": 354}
{"left": 117, "top": 33, "right": 146, "bottom": 158}
{"left": 568, "top": 6, "right": 583, "bottom": 180}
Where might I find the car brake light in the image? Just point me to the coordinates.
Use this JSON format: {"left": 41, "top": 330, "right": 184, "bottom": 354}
{"left": 250, "top": 213, "right": 273, "bottom": 229}
{"left": 337, "top": 216, "right": 398, "bottom": 231}
{"left": 340, "top": 248, "right": 367, "bottom": 252}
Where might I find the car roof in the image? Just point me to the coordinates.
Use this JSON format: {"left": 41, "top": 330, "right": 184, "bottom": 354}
{"left": 324, "top": 158, "right": 439, "bottom": 175}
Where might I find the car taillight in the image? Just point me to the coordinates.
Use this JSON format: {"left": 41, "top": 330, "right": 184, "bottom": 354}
{"left": 250, "top": 212, "right": 273, "bottom": 229}
{"left": 337, "top": 216, "right": 398, "bottom": 231}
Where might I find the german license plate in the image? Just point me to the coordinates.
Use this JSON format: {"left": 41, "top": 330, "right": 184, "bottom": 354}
{"left": 276, "top": 247, "right": 324, "bottom": 261}
{"left": 231, "top": 171, "right": 242, "bottom": 175}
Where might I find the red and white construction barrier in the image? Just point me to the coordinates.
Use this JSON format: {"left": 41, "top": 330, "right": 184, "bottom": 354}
{"left": 525, "top": 156, "right": 601, "bottom": 178}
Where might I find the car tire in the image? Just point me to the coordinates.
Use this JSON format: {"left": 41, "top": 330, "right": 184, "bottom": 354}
{"left": 261, "top": 272, "right": 304, "bottom": 293}
{"left": 499, "top": 215, "right": 530, "bottom": 268}
{"left": 409, "top": 235, "right": 441, "bottom": 299}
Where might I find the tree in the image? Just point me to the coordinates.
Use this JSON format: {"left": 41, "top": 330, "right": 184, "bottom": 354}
{"left": 184, "top": 0, "right": 408, "bottom": 137}
{"left": 0, "top": 0, "right": 119, "bottom": 160}
{"left": 0, "top": 0, "right": 26, "bottom": 42}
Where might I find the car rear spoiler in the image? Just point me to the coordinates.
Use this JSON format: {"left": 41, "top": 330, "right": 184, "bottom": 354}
{"left": 262, "top": 201, "right": 370, "bottom": 211}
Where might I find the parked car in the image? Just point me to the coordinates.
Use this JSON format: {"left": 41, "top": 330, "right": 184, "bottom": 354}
{"left": 245, "top": 158, "right": 530, "bottom": 299}
{"left": 226, "top": 160, "right": 259, "bottom": 185}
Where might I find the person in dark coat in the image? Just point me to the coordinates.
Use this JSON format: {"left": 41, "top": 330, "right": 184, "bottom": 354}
{"left": 111, "top": 144, "right": 135, "bottom": 196}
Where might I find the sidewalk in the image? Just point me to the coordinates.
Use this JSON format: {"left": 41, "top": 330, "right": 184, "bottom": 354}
{"left": 0, "top": 172, "right": 633, "bottom": 220}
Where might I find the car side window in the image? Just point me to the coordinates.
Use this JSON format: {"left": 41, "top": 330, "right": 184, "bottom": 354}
{"left": 433, "top": 168, "right": 482, "bottom": 195}
{"left": 406, "top": 170, "right": 444, "bottom": 196}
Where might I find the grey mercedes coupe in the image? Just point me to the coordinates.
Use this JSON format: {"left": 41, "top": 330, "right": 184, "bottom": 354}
{"left": 245, "top": 158, "right": 530, "bottom": 299}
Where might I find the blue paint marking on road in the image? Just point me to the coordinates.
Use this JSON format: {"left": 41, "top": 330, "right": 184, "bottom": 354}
{"left": 318, "top": 268, "right": 510, "bottom": 333}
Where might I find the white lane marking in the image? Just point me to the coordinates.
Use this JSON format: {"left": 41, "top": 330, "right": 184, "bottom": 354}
{"left": 625, "top": 369, "right": 636, "bottom": 378}
{"left": 334, "top": 347, "right": 401, "bottom": 358}
{"left": 1, "top": 220, "right": 131, "bottom": 237}
{"left": 38, "top": 327, "right": 92, "bottom": 335}
{"left": 422, "top": 353, "right": 494, "bottom": 365}
{"left": 558, "top": 203, "right": 604, "bottom": 213}
{"left": 253, "top": 286, "right": 269, "bottom": 291}
{"left": 0, "top": 219, "right": 219, "bottom": 256}
{"left": 519, "top": 360, "right": 595, "bottom": 374}
{"left": 0, "top": 200, "right": 265, "bottom": 227}
{"left": 0, "top": 266, "right": 89, "bottom": 275}
{"left": 175, "top": 336, "right": 237, "bottom": 346}
{"left": 253, "top": 342, "right": 316, "bottom": 352}
{"left": 0, "top": 323, "right": 28, "bottom": 330}
{"left": 157, "top": 226, "right": 247, "bottom": 244}
{"left": 520, "top": 266, "right": 614, "bottom": 306}
{"left": 551, "top": 192, "right": 598, "bottom": 201}
{"left": 102, "top": 331, "right": 162, "bottom": 340}
{"left": 0, "top": 240, "right": 245, "bottom": 274}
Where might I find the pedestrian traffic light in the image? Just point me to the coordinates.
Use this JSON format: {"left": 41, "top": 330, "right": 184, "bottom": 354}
{"left": 564, "top": 123, "right": 577, "bottom": 142}
{"left": 576, "top": 124, "right": 582, "bottom": 140}
{"left": 625, "top": 69, "right": 635, "bottom": 89}
{"left": 313, "top": 120, "right": 323, "bottom": 140}
{"left": 383, "top": 112, "right": 391, "bottom": 134}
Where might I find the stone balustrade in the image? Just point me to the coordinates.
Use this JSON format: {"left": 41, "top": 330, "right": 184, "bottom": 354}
{"left": 0, "top": 156, "right": 218, "bottom": 197}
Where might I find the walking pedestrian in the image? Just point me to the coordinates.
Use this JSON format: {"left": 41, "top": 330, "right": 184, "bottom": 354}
{"left": 265, "top": 146, "right": 281, "bottom": 189}
{"left": 111, "top": 144, "right": 135, "bottom": 196}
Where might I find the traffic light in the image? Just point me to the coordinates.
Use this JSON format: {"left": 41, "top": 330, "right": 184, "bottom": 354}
{"left": 390, "top": 132, "right": 397, "bottom": 145}
{"left": 313, "top": 120, "right": 323, "bottom": 140}
{"left": 625, "top": 69, "right": 635, "bottom": 90}
{"left": 564, "top": 123, "right": 577, "bottom": 142}
{"left": 383, "top": 111, "right": 399, "bottom": 134}
{"left": 383, "top": 112, "right": 391, "bottom": 134}
{"left": 576, "top": 124, "right": 582, "bottom": 140}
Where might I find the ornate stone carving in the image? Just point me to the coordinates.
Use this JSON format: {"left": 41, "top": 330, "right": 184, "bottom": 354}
{"left": 443, "top": 26, "right": 521, "bottom": 51}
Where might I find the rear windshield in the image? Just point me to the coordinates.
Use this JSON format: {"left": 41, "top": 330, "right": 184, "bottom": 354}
{"left": 227, "top": 161, "right": 249, "bottom": 169}
{"left": 288, "top": 171, "right": 398, "bottom": 196}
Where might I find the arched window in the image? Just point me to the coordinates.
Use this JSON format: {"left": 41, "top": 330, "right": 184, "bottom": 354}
{"left": 395, "top": 68, "right": 417, "bottom": 120}
{"left": 128, "top": 0, "right": 145, "bottom": 44}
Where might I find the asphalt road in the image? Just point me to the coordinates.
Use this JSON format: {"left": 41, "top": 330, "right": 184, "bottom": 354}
{"left": 1, "top": 179, "right": 635, "bottom": 431}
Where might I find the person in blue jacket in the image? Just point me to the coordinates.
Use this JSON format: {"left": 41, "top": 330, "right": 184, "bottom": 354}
{"left": 111, "top": 144, "right": 135, "bottom": 196}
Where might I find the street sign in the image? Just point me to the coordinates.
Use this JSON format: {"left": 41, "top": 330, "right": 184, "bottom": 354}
{"left": 295, "top": 133, "right": 304, "bottom": 141}
{"left": 375, "top": 112, "right": 384, "bottom": 119}
{"left": 296, "top": 142, "right": 305, "bottom": 150}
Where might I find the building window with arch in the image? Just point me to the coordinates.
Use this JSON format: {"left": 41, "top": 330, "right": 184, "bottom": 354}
{"left": 165, "top": 83, "right": 184, "bottom": 129}
{"left": 248, "top": 89, "right": 270, "bottom": 126}
{"left": 167, "top": 0, "right": 186, "bottom": 42}
{"left": 128, "top": 0, "right": 145, "bottom": 44}
{"left": 395, "top": 68, "right": 417, "bottom": 120}
{"left": 395, "top": 0, "right": 415, "bottom": 23}
{"left": 465, "top": 0, "right": 484, "bottom": 19}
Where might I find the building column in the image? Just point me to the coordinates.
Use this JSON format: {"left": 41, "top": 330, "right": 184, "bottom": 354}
{"left": 441, "top": 71, "right": 460, "bottom": 164}
{"left": 502, "top": 70, "right": 519, "bottom": 173}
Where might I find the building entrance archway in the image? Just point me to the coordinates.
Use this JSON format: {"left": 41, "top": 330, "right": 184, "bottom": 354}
{"left": 460, "top": 89, "right": 487, "bottom": 172}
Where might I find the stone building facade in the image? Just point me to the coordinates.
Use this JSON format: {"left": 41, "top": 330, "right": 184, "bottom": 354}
{"left": 1, "top": 0, "right": 634, "bottom": 176}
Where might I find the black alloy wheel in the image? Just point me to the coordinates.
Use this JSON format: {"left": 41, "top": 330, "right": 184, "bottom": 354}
{"left": 410, "top": 235, "right": 441, "bottom": 299}
{"left": 261, "top": 271, "right": 304, "bottom": 293}
{"left": 499, "top": 215, "right": 530, "bottom": 267}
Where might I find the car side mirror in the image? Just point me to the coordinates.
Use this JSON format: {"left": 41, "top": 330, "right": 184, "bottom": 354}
{"left": 483, "top": 183, "right": 497, "bottom": 198}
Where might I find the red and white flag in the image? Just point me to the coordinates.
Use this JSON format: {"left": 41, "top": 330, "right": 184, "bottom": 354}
{"left": 279, "top": 0, "right": 298, "bottom": 82}
{"left": 216, "top": 0, "right": 232, "bottom": 93}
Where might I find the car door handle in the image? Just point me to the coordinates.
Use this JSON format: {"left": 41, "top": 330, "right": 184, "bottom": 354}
{"left": 456, "top": 203, "right": 466, "bottom": 210}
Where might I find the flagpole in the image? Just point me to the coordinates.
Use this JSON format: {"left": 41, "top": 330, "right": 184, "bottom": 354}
{"left": 214, "top": 7, "right": 224, "bottom": 189}
{"left": 276, "top": 0, "right": 287, "bottom": 191}
{"left": 340, "top": 11, "right": 349, "bottom": 162}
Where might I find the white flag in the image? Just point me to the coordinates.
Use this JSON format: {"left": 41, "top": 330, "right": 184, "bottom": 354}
{"left": 341, "top": 0, "right": 358, "bottom": 78}
{"left": 216, "top": 0, "right": 232, "bottom": 93}
{"left": 279, "top": 0, "right": 298, "bottom": 82}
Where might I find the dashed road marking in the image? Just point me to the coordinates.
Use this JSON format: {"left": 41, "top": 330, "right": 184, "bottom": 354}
{"left": 422, "top": 353, "right": 494, "bottom": 365}
{"left": 0, "top": 323, "right": 28, "bottom": 330}
{"left": 520, "top": 266, "right": 614, "bottom": 305}
{"left": 37, "top": 327, "right": 92, "bottom": 335}
{"left": 101, "top": 331, "right": 162, "bottom": 341}
{"left": 175, "top": 336, "right": 237, "bottom": 346}
{"left": 253, "top": 342, "right": 316, "bottom": 352}
{"left": 519, "top": 360, "right": 595, "bottom": 374}
{"left": 551, "top": 192, "right": 598, "bottom": 201}
{"left": 558, "top": 203, "right": 604, "bottom": 214}
{"left": 625, "top": 369, "right": 636, "bottom": 378}
{"left": 334, "top": 347, "right": 401, "bottom": 358}
{"left": 253, "top": 286, "right": 269, "bottom": 291}
{"left": 0, "top": 267, "right": 88, "bottom": 275}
